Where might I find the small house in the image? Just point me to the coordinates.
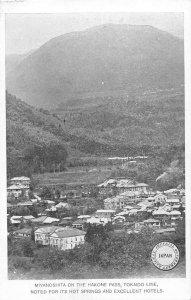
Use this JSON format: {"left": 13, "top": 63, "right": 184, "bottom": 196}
{"left": 10, "top": 176, "right": 30, "bottom": 188}
{"left": 13, "top": 228, "right": 32, "bottom": 239}
{"left": 72, "top": 219, "right": 86, "bottom": 230}
{"left": 144, "top": 218, "right": 161, "bottom": 228}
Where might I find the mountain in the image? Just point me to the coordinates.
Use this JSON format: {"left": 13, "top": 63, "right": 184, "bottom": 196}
{"left": 6, "top": 24, "right": 184, "bottom": 108}
{"left": 6, "top": 49, "right": 36, "bottom": 75}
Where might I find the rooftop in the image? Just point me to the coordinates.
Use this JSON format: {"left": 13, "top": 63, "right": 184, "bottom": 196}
{"left": 51, "top": 228, "right": 86, "bottom": 238}
{"left": 169, "top": 210, "right": 181, "bottom": 215}
{"left": 35, "top": 226, "right": 61, "bottom": 234}
{"left": 17, "top": 201, "right": 33, "bottom": 206}
{"left": 31, "top": 216, "right": 47, "bottom": 223}
{"left": 7, "top": 184, "right": 27, "bottom": 190}
{"left": 96, "top": 210, "right": 115, "bottom": 213}
{"left": 72, "top": 219, "right": 86, "bottom": 225}
{"left": 77, "top": 215, "right": 91, "bottom": 219}
{"left": 166, "top": 199, "right": 180, "bottom": 202}
{"left": 23, "top": 215, "right": 35, "bottom": 220}
{"left": 14, "top": 228, "right": 32, "bottom": 234}
{"left": 164, "top": 189, "right": 178, "bottom": 194}
{"left": 43, "top": 217, "right": 60, "bottom": 224}
{"left": 144, "top": 218, "right": 160, "bottom": 223}
{"left": 11, "top": 177, "right": 30, "bottom": 181}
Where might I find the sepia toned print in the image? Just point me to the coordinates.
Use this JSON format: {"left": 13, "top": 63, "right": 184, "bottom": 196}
{"left": 5, "top": 12, "right": 185, "bottom": 280}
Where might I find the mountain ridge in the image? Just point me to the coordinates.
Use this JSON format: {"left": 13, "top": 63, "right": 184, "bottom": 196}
{"left": 6, "top": 24, "right": 184, "bottom": 108}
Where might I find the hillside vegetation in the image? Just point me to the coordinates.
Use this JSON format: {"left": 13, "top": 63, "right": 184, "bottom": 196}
{"left": 6, "top": 89, "right": 184, "bottom": 188}
{"left": 54, "top": 88, "right": 184, "bottom": 149}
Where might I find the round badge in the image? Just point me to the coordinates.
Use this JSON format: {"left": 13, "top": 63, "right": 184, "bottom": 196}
{"left": 151, "top": 241, "right": 180, "bottom": 271}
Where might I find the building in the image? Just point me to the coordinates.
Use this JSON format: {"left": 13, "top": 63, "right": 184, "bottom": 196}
{"left": 22, "top": 215, "right": 35, "bottom": 223}
{"left": 59, "top": 217, "right": 73, "bottom": 227}
{"left": 152, "top": 209, "right": 169, "bottom": 219}
{"left": 7, "top": 184, "right": 30, "bottom": 198}
{"left": 147, "top": 197, "right": 155, "bottom": 204}
{"left": 7, "top": 176, "right": 31, "bottom": 199}
{"left": 181, "top": 196, "right": 185, "bottom": 209}
{"left": 77, "top": 215, "right": 91, "bottom": 221}
{"left": 31, "top": 216, "right": 60, "bottom": 225}
{"left": 16, "top": 201, "right": 33, "bottom": 207}
{"left": 98, "top": 178, "right": 149, "bottom": 196}
{"left": 95, "top": 210, "right": 115, "bottom": 219}
{"left": 169, "top": 210, "right": 181, "bottom": 220}
{"left": 10, "top": 176, "right": 30, "bottom": 188}
{"left": 116, "top": 181, "right": 149, "bottom": 194}
{"left": 154, "top": 194, "right": 167, "bottom": 205}
{"left": 50, "top": 228, "right": 86, "bottom": 250}
{"left": 34, "top": 226, "right": 62, "bottom": 245}
{"left": 144, "top": 218, "right": 161, "bottom": 228}
{"left": 10, "top": 215, "right": 22, "bottom": 225}
{"left": 104, "top": 191, "right": 139, "bottom": 210}
{"left": 166, "top": 198, "right": 180, "bottom": 207}
{"left": 13, "top": 228, "right": 32, "bottom": 239}
{"left": 104, "top": 196, "right": 119, "bottom": 210}
{"left": 55, "top": 202, "right": 71, "bottom": 210}
{"left": 155, "top": 228, "right": 176, "bottom": 235}
{"left": 72, "top": 219, "right": 86, "bottom": 230}
{"left": 86, "top": 216, "right": 109, "bottom": 225}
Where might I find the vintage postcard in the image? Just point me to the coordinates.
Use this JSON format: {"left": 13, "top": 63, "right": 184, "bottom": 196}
{"left": 0, "top": 0, "right": 191, "bottom": 300}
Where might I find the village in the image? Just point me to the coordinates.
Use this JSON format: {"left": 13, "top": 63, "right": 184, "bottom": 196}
{"left": 7, "top": 174, "right": 185, "bottom": 252}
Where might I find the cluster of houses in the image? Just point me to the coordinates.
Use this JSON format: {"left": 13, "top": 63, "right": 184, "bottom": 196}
{"left": 105, "top": 187, "right": 185, "bottom": 234}
{"left": 7, "top": 176, "right": 185, "bottom": 251}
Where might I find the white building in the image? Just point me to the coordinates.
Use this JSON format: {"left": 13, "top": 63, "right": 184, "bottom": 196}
{"left": 10, "top": 176, "right": 30, "bottom": 188}
{"left": 169, "top": 210, "right": 181, "bottom": 220}
{"left": 34, "top": 226, "right": 62, "bottom": 245}
{"left": 98, "top": 178, "right": 149, "bottom": 195}
{"left": 152, "top": 209, "right": 169, "bottom": 218}
{"left": 95, "top": 209, "right": 115, "bottom": 218}
{"left": 166, "top": 198, "right": 180, "bottom": 207}
{"left": 154, "top": 193, "right": 167, "bottom": 205}
{"left": 86, "top": 216, "right": 110, "bottom": 225}
{"left": 50, "top": 228, "right": 86, "bottom": 250}
{"left": 144, "top": 218, "right": 161, "bottom": 228}
{"left": 7, "top": 184, "right": 30, "bottom": 198}
{"left": 77, "top": 215, "right": 91, "bottom": 221}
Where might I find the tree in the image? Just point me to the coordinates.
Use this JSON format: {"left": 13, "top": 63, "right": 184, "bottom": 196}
{"left": 30, "top": 226, "right": 35, "bottom": 242}
{"left": 55, "top": 189, "right": 61, "bottom": 200}
{"left": 21, "top": 239, "right": 35, "bottom": 257}
{"left": 19, "top": 218, "right": 25, "bottom": 229}
{"left": 85, "top": 224, "right": 110, "bottom": 244}
{"left": 40, "top": 186, "right": 52, "bottom": 199}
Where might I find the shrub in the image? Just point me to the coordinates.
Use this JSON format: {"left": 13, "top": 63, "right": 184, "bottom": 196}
{"left": 9, "top": 256, "right": 33, "bottom": 273}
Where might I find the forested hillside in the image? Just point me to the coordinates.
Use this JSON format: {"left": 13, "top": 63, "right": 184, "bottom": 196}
{"left": 6, "top": 88, "right": 184, "bottom": 182}
{"left": 54, "top": 88, "right": 184, "bottom": 149}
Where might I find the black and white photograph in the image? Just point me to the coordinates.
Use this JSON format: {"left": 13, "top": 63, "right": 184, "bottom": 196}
{"left": 0, "top": 1, "right": 191, "bottom": 299}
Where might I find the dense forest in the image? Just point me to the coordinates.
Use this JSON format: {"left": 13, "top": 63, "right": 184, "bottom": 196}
{"left": 6, "top": 90, "right": 184, "bottom": 186}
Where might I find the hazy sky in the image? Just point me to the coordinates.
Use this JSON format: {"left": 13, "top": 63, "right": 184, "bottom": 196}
{"left": 5, "top": 12, "right": 183, "bottom": 55}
